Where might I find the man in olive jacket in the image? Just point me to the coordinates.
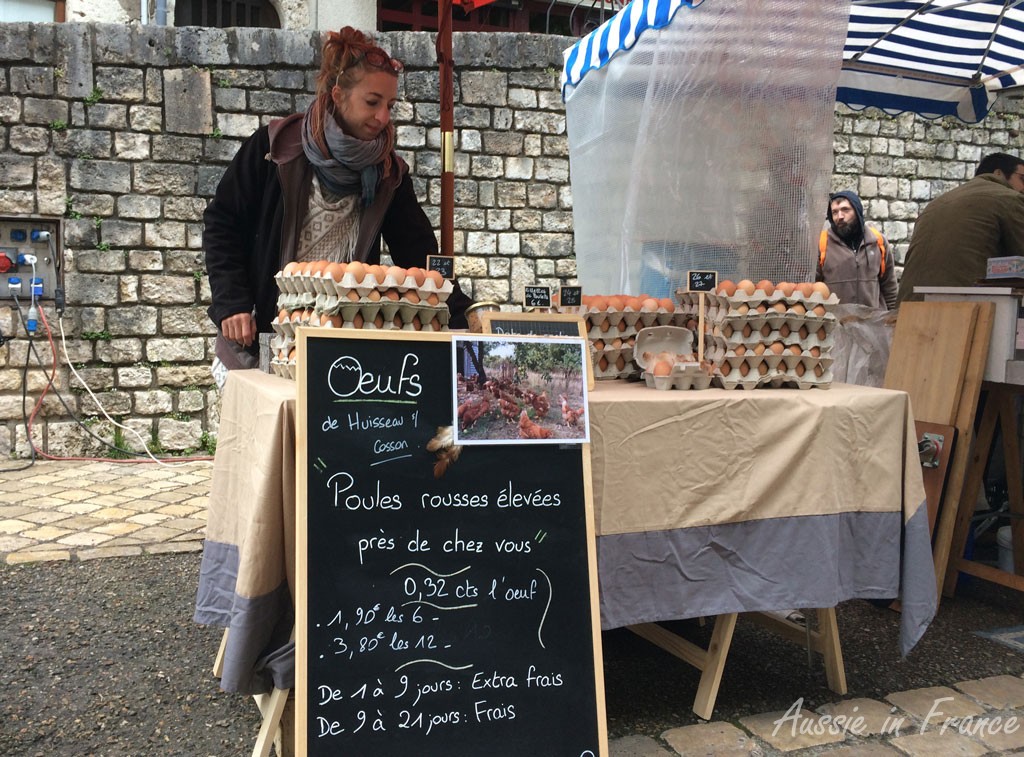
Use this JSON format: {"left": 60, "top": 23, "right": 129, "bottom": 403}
{"left": 897, "top": 152, "right": 1024, "bottom": 303}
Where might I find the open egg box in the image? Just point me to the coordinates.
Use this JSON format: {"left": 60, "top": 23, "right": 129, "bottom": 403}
{"left": 633, "top": 325, "right": 713, "bottom": 391}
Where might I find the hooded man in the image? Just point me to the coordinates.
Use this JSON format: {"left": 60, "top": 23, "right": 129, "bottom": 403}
{"left": 816, "top": 190, "right": 897, "bottom": 310}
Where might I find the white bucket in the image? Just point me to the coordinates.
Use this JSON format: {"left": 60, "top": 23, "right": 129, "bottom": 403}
{"left": 997, "top": 526, "right": 1015, "bottom": 574}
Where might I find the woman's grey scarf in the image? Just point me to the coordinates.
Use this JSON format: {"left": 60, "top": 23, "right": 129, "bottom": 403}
{"left": 301, "top": 107, "right": 390, "bottom": 207}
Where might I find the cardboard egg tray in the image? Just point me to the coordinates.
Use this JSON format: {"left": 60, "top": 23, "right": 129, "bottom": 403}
{"left": 272, "top": 302, "right": 450, "bottom": 337}
{"left": 715, "top": 364, "right": 833, "bottom": 390}
{"left": 581, "top": 306, "right": 690, "bottom": 380}
{"left": 275, "top": 269, "right": 453, "bottom": 303}
{"left": 633, "top": 325, "right": 716, "bottom": 391}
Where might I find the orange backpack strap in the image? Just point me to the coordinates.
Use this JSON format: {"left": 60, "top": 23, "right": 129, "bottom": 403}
{"left": 868, "top": 227, "right": 887, "bottom": 277}
{"left": 818, "top": 230, "right": 828, "bottom": 267}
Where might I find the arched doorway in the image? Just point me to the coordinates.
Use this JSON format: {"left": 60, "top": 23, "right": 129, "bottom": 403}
{"left": 174, "top": 0, "right": 281, "bottom": 27}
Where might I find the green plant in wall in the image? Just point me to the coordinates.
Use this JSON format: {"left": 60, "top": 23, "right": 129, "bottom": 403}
{"left": 107, "top": 426, "right": 132, "bottom": 460}
{"left": 80, "top": 330, "right": 112, "bottom": 341}
{"left": 49, "top": 120, "right": 67, "bottom": 131}
{"left": 84, "top": 86, "right": 103, "bottom": 105}
{"left": 64, "top": 196, "right": 81, "bottom": 219}
{"left": 211, "top": 127, "right": 223, "bottom": 139}
{"left": 193, "top": 270, "right": 205, "bottom": 282}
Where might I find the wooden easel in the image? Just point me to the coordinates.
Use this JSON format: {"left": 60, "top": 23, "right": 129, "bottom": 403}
{"left": 944, "top": 382, "right": 1024, "bottom": 593}
{"left": 628, "top": 608, "right": 846, "bottom": 721}
{"left": 213, "top": 628, "right": 293, "bottom": 757}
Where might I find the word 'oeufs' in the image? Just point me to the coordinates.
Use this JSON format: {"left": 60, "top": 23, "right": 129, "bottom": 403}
{"left": 329, "top": 353, "right": 422, "bottom": 399}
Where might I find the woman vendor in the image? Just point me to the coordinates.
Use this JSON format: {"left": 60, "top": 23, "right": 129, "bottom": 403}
{"left": 203, "top": 26, "right": 471, "bottom": 384}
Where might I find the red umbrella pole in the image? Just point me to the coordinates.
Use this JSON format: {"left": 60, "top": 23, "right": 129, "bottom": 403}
{"left": 436, "top": 0, "right": 455, "bottom": 257}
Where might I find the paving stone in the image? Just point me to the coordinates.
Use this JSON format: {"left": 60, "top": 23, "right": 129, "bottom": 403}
{"left": 57, "top": 531, "right": 114, "bottom": 547}
{"left": 886, "top": 686, "right": 986, "bottom": 724}
{"left": 608, "top": 735, "right": 674, "bottom": 756}
{"left": 955, "top": 675, "right": 1024, "bottom": 709}
{"left": 662, "top": 721, "right": 758, "bottom": 754}
{"left": 155, "top": 503, "right": 203, "bottom": 516}
{"left": 886, "top": 729, "right": 988, "bottom": 756}
{"left": 971, "top": 712, "right": 1024, "bottom": 752}
{"left": 90, "top": 506, "right": 137, "bottom": 520}
{"left": 816, "top": 743, "right": 901, "bottom": 755}
{"left": 6, "top": 548, "right": 72, "bottom": 564}
{"left": 55, "top": 502, "right": 103, "bottom": 513}
{"left": 817, "top": 698, "right": 898, "bottom": 737}
{"left": 127, "top": 512, "right": 171, "bottom": 525}
{"left": 20, "top": 509, "right": 80, "bottom": 524}
{"left": 740, "top": 706, "right": 846, "bottom": 752}
{"left": 21, "top": 525, "right": 72, "bottom": 540}
{"left": 91, "top": 521, "right": 144, "bottom": 536}
{"left": 0, "top": 518, "right": 33, "bottom": 534}
{"left": 0, "top": 535, "right": 34, "bottom": 551}
{"left": 144, "top": 541, "right": 202, "bottom": 554}
{"left": 77, "top": 545, "right": 143, "bottom": 560}
{"left": 128, "top": 525, "right": 185, "bottom": 541}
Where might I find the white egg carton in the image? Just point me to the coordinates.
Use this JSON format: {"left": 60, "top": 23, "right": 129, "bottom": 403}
{"left": 275, "top": 269, "right": 453, "bottom": 302}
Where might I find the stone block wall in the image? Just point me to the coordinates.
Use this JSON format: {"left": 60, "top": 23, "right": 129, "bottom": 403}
{"left": 0, "top": 21, "right": 1021, "bottom": 457}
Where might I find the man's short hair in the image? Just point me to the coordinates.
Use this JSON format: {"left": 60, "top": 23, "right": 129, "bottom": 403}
{"left": 975, "top": 152, "right": 1024, "bottom": 177}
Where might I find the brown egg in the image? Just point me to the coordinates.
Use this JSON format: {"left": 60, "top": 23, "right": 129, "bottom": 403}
{"left": 345, "top": 289, "right": 361, "bottom": 302}
{"left": 757, "top": 361, "right": 769, "bottom": 376}
{"left": 812, "top": 305, "right": 826, "bottom": 317}
{"left": 352, "top": 312, "right": 364, "bottom": 329}
{"left": 817, "top": 326, "right": 827, "bottom": 340}
{"left": 790, "top": 302, "right": 807, "bottom": 316}
{"left": 814, "top": 364, "right": 824, "bottom": 377}
{"left": 779, "top": 323, "right": 791, "bottom": 338}
{"left": 282, "top": 261, "right": 302, "bottom": 276}
{"left": 772, "top": 301, "right": 787, "bottom": 313}
{"left": 653, "top": 360, "right": 672, "bottom": 377}
{"left": 733, "top": 344, "right": 747, "bottom": 356}
{"left": 737, "top": 279, "right": 756, "bottom": 296}
{"left": 367, "top": 264, "right": 386, "bottom": 283}
{"left": 607, "top": 295, "right": 626, "bottom": 311}
{"left": 755, "top": 303, "right": 767, "bottom": 315}
{"left": 741, "top": 323, "right": 753, "bottom": 338}
{"left": 769, "top": 341, "right": 785, "bottom": 355}
{"left": 412, "top": 315, "right": 424, "bottom": 331}
{"left": 799, "top": 325, "right": 809, "bottom": 339}
{"left": 811, "top": 281, "right": 831, "bottom": 298}
{"left": 598, "top": 356, "right": 609, "bottom": 371}
{"left": 590, "top": 295, "right": 609, "bottom": 311}
{"left": 736, "top": 303, "right": 750, "bottom": 315}
{"left": 599, "top": 318, "right": 612, "bottom": 333}
{"left": 795, "top": 362, "right": 807, "bottom": 377}
{"left": 658, "top": 297, "right": 675, "bottom": 311}
{"left": 277, "top": 309, "right": 289, "bottom": 322}
{"left": 738, "top": 361, "right": 751, "bottom": 377}
{"left": 325, "top": 262, "right": 346, "bottom": 282}
{"left": 788, "top": 344, "right": 802, "bottom": 355}
{"left": 407, "top": 266, "right": 426, "bottom": 286}
{"left": 722, "top": 324, "right": 734, "bottom": 338}
{"left": 796, "top": 282, "right": 815, "bottom": 297}
{"left": 347, "top": 261, "right": 366, "bottom": 283}
{"left": 753, "top": 343, "right": 767, "bottom": 355}
{"left": 718, "top": 280, "right": 737, "bottom": 297}
{"left": 615, "top": 354, "right": 626, "bottom": 371}
{"left": 288, "top": 348, "right": 296, "bottom": 361}
{"left": 809, "top": 346, "right": 821, "bottom": 357}
{"left": 425, "top": 293, "right": 439, "bottom": 306}
{"left": 322, "top": 314, "right": 342, "bottom": 328}
{"left": 405, "top": 289, "right": 421, "bottom": 304}
{"left": 383, "top": 289, "right": 400, "bottom": 301}
{"left": 425, "top": 270, "right": 445, "bottom": 288}
{"left": 429, "top": 316, "right": 442, "bottom": 331}
{"left": 612, "top": 337, "right": 623, "bottom": 349}
{"left": 393, "top": 315, "right": 403, "bottom": 328}
{"left": 756, "top": 280, "right": 775, "bottom": 296}
{"left": 366, "top": 289, "right": 381, "bottom": 301}
{"left": 759, "top": 323, "right": 772, "bottom": 337}
{"left": 592, "top": 339, "right": 605, "bottom": 350}
{"left": 777, "top": 282, "right": 796, "bottom": 297}
{"left": 290, "top": 309, "right": 303, "bottom": 322}
{"left": 373, "top": 313, "right": 385, "bottom": 329}
{"left": 310, "top": 260, "right": 330, "bottom": 276}
{"left": 386, "top": 265, "right": 406, "bottom": 282}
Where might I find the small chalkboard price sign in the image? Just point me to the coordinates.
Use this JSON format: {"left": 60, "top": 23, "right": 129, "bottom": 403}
{"left": 687, "top": 270, "right": 718, "bottom": 292}
{"left": 559, "top": 286, "right": 583, "bottom": 308}
{"left": 295, "top": 330, "right": 606, "bottom": 757}
{"left": 523, "top": 285, "right": 552, "bottom": 309}
{"left": 426, "top": 254, "right": 455, "bottom": 279}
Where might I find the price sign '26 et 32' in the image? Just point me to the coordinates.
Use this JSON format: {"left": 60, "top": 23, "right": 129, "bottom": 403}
{"left": 295, "top": 328, "right": 607, "bottom": 757}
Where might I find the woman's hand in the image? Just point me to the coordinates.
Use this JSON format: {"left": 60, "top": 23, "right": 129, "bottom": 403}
{"left": 221, "top": 312, "right": 257, "bottom": 347}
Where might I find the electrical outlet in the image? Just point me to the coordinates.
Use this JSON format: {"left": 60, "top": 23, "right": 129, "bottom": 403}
{"left": 0, "top": 215, "right": 64, "bottom": 301}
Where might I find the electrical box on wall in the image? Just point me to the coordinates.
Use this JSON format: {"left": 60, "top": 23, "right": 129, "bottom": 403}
{"left": 0, "top": 215, "right": 64, "bottom": 302}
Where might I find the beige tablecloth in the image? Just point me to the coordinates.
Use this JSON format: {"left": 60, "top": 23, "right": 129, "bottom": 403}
{"left": 196, "top": 371, "right": 935, "bottom": 693}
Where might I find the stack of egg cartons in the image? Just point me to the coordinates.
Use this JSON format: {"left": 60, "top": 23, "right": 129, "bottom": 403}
{"left": 674, "top": 290, "right": 722, "bottom": 372}
{"left": 709, "top": 279, "right": 837, "bottom": 389}
{"left": 576, "top": 294, "right": 683, "bottom": 379}
{"left": 269, "top": 260, "right": 452, "bottom": 378}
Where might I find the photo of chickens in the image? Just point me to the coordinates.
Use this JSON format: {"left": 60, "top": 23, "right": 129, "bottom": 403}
{"left": 451, "top": 335, "right": 589, "bottom": 446}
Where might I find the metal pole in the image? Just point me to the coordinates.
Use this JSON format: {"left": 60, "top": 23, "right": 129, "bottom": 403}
{"left": 437, "top": 0, "right": 455, "bottom": 257}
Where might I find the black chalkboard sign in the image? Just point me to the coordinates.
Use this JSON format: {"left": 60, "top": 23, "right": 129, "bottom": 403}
{"left": 559, "top": 286, "right": 583, "bottom": 307}
{"left": 523, "top": 285, "right": 552, "bottom": 308}
{"left": 687, "top": 270, "right": 718, "bottom": 292}
{"left": 427, "top": 254, "right": 455, "bottom": 279}
{"left": 295, "top": 330, "right": 606, "bottom": 757}
{"left": 480, "top": 312, "right": 593, "bottom": 390}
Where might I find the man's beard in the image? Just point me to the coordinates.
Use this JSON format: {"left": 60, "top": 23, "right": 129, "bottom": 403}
{"left": 835, "top": 220, "right": 861, "bottom": 247}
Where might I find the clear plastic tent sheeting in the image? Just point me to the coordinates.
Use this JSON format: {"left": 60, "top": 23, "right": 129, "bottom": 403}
{"left": 562, "top": 0, "right": 850, "bottom": 297}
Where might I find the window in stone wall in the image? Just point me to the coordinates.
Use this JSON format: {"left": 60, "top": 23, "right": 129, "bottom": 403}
{"left": 174, "top": 0, "right": 280, "bottom": 28}
{"left": 0, "top": 0, "right": 65, "bottom": 22}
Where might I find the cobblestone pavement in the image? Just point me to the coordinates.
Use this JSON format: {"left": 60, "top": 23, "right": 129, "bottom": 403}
{"left": 2, "top": 460, "right": 1023, "bottom": 755}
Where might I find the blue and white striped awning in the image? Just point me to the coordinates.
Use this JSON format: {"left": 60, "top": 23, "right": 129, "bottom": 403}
{"left": 562, "top": 0, "right": 1024, "bottom": 123}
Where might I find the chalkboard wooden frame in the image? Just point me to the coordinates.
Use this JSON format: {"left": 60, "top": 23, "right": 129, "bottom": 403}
{"left": 295, "top": 327, "right": 607, "bottom": 756}
{"left": 479, "top": 311, "right": 594, "bottom": 390}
